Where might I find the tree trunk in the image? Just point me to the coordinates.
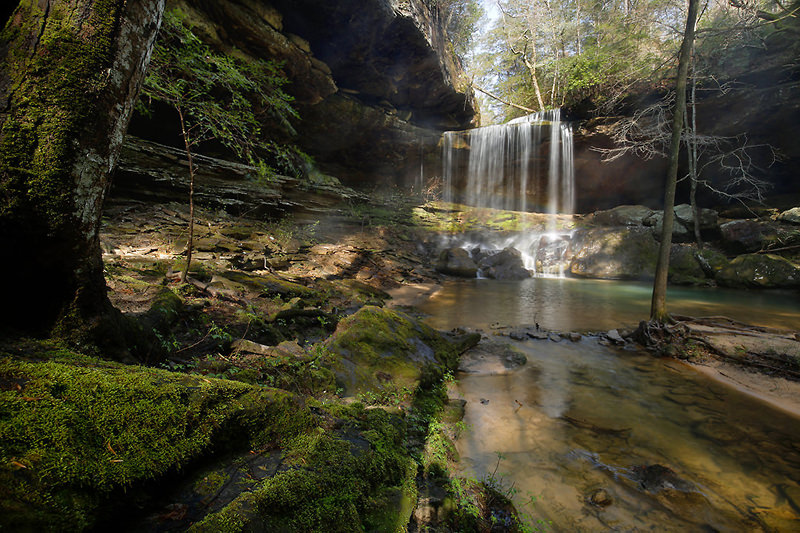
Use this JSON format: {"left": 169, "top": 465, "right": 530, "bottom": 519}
{"left": 650, "top": 0, "right": 699, "bottom": 323}
{"left": 0, "top": 0, "right": 164, "bottom": 349}
{"left": 177, "top": 107, "right": 196, "bottom": 284}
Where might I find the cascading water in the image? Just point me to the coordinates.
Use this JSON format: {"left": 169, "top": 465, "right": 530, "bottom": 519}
{"left": 441, "top": 110, "right": 575, "bottom": 277}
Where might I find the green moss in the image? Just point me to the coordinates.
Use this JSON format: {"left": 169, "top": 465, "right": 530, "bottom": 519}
{"left": 0, "top": 347, "right": 311, "bottom": 530}
{"left": 220, "top": 270, "right": 316, "bottom": 299}
{"left": 193, "top": 403, "right": 415, "bottom": 532}
{"left": 715, "top": 253, "right": 800, "bottom": 289}
{"left": 0, "top": 0, "right": 125, "bottom": 228}
{"left": 322, "top": 306, "right": 461, "bottom": 395}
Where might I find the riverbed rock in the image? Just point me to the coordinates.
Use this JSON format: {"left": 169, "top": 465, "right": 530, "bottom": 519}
{"left": 606, "top": 329, "right": 625, "bottom": 345}
{"left": 592, "top": 205, "right": 654, "bottom": 226}
{"left": 714, "top": 253, "right": 800, "bottom": 289}
{"left": 588, "top": 488, "right": 613, "bottom": 507}
{"left": 478, "top": 247, "right": 531, "bottom": 280}
{"left": 569, "top": 227, "right": 659, "bottom": 280}
{"left": 458, "top": 342, "right": 527, "bottom": 374}
{"left": 719, "top": 220, "right": 776, "bottom": 253}
{"left": 778, "top": 207, "right": 800, "bottom": 224}
{"left": 435, "top": 247, "right": 478, "bottom": 277}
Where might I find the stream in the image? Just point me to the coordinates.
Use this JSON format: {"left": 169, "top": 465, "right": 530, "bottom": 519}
{"left": 420, "top": 278, "right": 800, "bottom": 531}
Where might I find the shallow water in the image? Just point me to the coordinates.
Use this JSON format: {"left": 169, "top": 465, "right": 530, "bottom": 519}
{"left": 420, "top": 277, "right": 800, "bottom": 331}
{"left": 422, "top": 279, "right": 800, "bottom": 531}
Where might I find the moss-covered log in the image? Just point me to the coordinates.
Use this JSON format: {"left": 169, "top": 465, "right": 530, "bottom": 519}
{"left": 0, "top": 0, "right": 164, "bottom": 348}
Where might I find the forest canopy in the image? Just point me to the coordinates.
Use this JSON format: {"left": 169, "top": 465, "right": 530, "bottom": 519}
{"left": 444, "top": 0, "right": 799, "bottom": 123}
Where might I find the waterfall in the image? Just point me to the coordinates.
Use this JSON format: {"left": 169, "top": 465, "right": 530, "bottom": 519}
{"left": 442, "top": 109, "right": 573, "bottom": 216}
{"left": 440, "top": 109, "right": 576, "bottom": 277}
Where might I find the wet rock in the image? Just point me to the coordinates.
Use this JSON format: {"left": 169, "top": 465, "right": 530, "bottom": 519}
{"left": 435, "top": 247, "right": 477, "bottom": 277}
{"left": 592, "top": 205, "right": 654, "bottom": 226}
{"left": 509, "top": 329, "right": 529, "bottom": 341}
{"left": 548, "top": 333, "right": 562, "bottom": 343}
{"left": 606, "top": 329, "right": 625, "bottom": 345}
{"left": 588, "top": 488, "right": 613, "bottom": 507}
{"left": 720, "top": 220, "right": 776, "bottom": 253}
{"left": 478, "top": 247, "right": 531, "bottom": 280}
{"left": 631, "top": 464, "right": 693, "bottom": 492}
{"left": 568, "top": 332, "right": 582, "bottom": 342}
{"left": 458, "top": 343, "right": 526, "bottom": 374}
{"left": 715, "top": 253, "right": 800, "bottom": 289}
{"left": 778, "top": 207, "right": 800, "bottom": 224}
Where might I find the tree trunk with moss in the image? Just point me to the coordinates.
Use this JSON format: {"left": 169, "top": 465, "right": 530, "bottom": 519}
{"left": 649, "top": 0, "right": 699, "bottom": 323}
{"left": 0, "top": 0, "right": 164, "bottom": 350}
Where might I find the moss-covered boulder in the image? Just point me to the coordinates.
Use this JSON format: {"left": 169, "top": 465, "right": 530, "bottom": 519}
{"left": 0, "top": 345, "right": 311, "bottom": 531}
{"left": 669, "top": 244, "right": 709, "bottom": 285}
{"left": 714, "top": 254, "right": 800, "bottom": 288}
{"left": 192, "top": 403, "right": 418, "bottom": 532}
{"left": 322, "top": 306, "right": 474, "bottom": 395}
{"left": 591, "top": 205, "right": 654, "bottom": 226}
{"left": 719, "top": 220, "right": 776, "bottom": 253}
{"left": 569, "top": 227, "right": 659, "bottom": 280}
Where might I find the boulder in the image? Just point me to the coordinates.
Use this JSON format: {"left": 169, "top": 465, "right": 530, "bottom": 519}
{"left": 668, "top": 245, "right": 708, "bottom": 285}
{"left": 435, "top": 248, "right": 477, "bottom": 277}
{"left": 673, "top": 204, "right": 718, "bottom": 231}
{"left": 478, "top": 247, "right": 531, "bottom": 280}
{"left": 644, "top": 211, "right": 692, "bottom": 241}
{"left": 569, "top": 227, "right": 659, "bottom": 280}
{"left": 778, "top": 207, "right": 800, "bottom": 225}
{"left": 592, "top": 205, "right": 654, "bottom": 226}
{"left": 323, "top": 306, "right": 473, "bottom": 394}
{"left": 643, "top": 205, "right": 718, "bottom": 242}
{"left": 719, "top": 220, "right": 775, "bottom": 253}
{"left": 714, "top": 254, "right": 800, "bottom": 289}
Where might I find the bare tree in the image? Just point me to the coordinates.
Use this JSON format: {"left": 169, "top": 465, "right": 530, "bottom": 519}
{"left": 651, "top": 0, "right": 700, "bottom": 323}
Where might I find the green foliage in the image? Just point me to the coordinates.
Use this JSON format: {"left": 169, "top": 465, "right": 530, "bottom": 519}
{"left": 139, "top": 9, "right": 297, "bottom": 170}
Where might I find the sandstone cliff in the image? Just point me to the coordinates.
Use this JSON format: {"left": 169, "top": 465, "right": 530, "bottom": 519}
{"left": 126, "top": 0, "right": 476, "bottom": 187}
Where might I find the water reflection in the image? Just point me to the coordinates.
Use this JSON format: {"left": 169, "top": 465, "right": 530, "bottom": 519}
{"left": 421, "top": 278, "right": 800, "bottom": 331}
{"left": 450, "top": 340, "right": 800, "bottom": 531}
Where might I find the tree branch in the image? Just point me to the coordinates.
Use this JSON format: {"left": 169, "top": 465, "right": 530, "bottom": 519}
{"left": 472, "top": 84, "right": 535, "bottom": 113}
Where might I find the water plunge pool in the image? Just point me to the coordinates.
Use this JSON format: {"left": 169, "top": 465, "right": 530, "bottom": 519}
{"left": 419, "top": 278, "right": 800, "bottom": 531}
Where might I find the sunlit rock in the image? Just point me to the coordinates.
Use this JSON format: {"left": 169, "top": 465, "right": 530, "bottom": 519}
{"left": 778, "top": 207, "right": 800, "bottom": 225}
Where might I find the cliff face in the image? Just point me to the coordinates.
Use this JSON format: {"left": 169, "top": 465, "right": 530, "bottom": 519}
{"left": 570, "top": 11, "right": 800, "bottom": 213}
{"left": 126, "top": 0, "right": 476, "bottom": 187}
